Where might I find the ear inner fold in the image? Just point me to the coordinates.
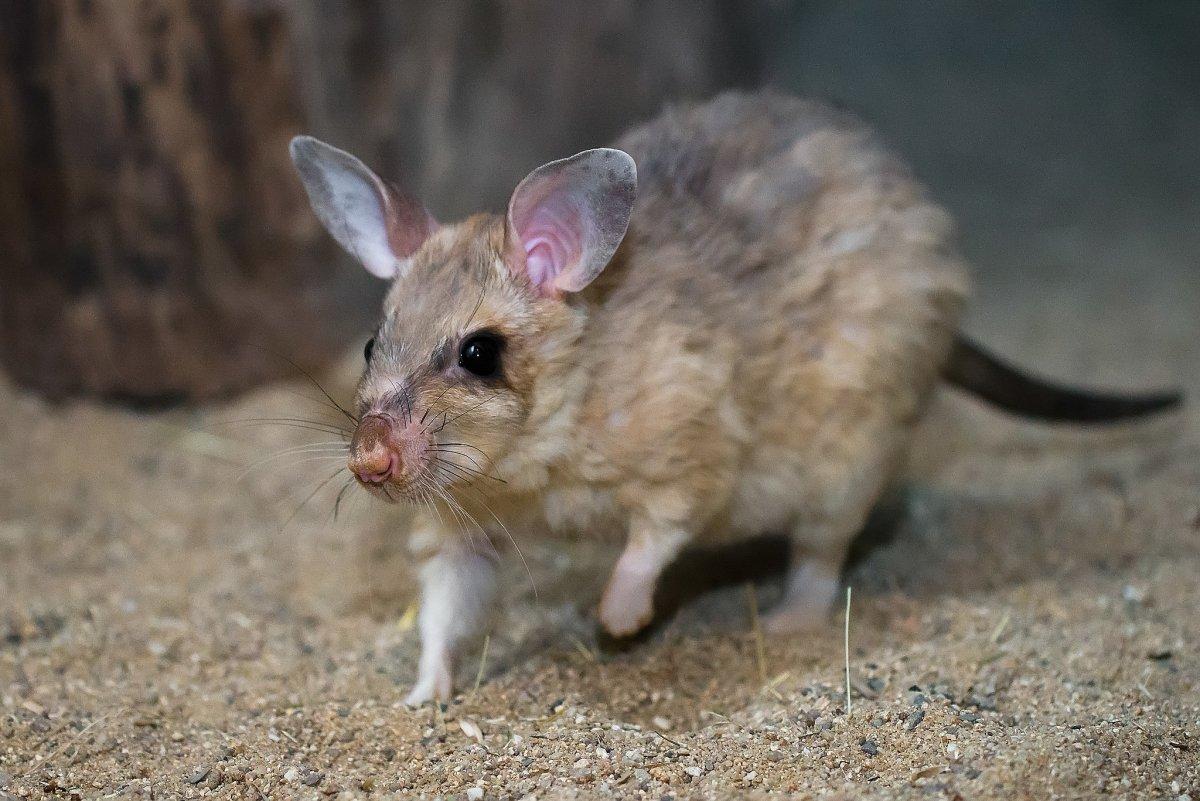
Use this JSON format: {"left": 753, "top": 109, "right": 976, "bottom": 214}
{"left": 506, "top": 148, "right": 637, "bottom": 295}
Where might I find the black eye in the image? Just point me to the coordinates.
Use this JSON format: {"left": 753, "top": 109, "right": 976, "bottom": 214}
{"left": 363, "top": 337, "right": 375, "bottom": 362}
{"left": 458, "top": 333, "right": 502, "bottom": 377}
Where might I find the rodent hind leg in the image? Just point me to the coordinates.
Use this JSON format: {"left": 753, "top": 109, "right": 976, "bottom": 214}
{"left": 764, "top": 443, "right": 900, "bottom": 634}
{"left": 763, "top": 537, "right": 848, "bottom": 635}
{"left": 598, "top": 521, "right": 691, "bottom": 639}
{"left": 404, "top": 544, "right": 498, "bottom": 706}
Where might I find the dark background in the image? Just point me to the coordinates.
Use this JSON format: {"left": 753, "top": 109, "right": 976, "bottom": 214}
{"left": 2, "top": 1, "right": 1196, "bottom": 402}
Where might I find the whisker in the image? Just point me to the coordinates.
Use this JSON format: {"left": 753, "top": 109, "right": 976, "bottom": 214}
{"left": 423, "top": 471, "right": 513, "bottom": 571}
{"left": 433, "top": 462, "right": 505, "bottom": 498}
{"left": 386, "top": 379, "right": 412, "bottom": 426}
{"left": 430, "top": 457, "right": 487, "bottom": 484}
{"left": 435, "top": 441, "right": 495, "bottom": 464}
{"left": 421, "top": 486, "right": 449, "bottom": 533}
{"left": 219, "top": 415, "right": 353, "bottom": 429}
{"left": 332, "top": 477, "right": 355, "bottom": 520}
{"left": 215, "top": 418, "right": 353, "bottom": 438}
{"left": 274, "top": 353, "right": 360, "bottom": 426}
{"left": 279, "top": 466, "right": 347, "bottom": 531}
{"left": 240, "top": 441, "right": 349, "bottom": 463}
{"left": 428, "top": 446, "right": 490, "bottom": 473}
{"left": 421, "top": 384, "right": 455, "bottom": 425}
{"left": 405, "top": 388, "right": 417, "bottom": 426}
{"left": 238, "top": 451, "right": 349, "bottom": 483}
{"left": 426, "top": 481, "right": 480, "bottom": 555}
{"left": 429, "top": 450, "right": 507, "bottom": 483}
{"left": 463, "top": 286, "right": 488, "bottom": 331}
{"left": 467, "top": 491, "right": 536, "bottom": 600}
{"left": 432, "top": 395, "right": 498, "bottom": 433}
{"left": 433, "top": 484, "right": 498, "bottom": 560}
{"left": 277, "top": 388, "right": 359, "bottom": 423}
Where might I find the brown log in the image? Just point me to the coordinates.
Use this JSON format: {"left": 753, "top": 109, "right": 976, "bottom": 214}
{"left": 0, "top": 0, "right": 374, "bottom": 403}
{"left": 290, "top": 0, "right": 770, "bottom": 217}
{"left": 0, "top": 0, "right": 773, "bottom": 404}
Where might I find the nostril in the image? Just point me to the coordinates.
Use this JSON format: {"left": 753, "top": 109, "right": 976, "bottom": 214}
{"left": 350, "top": 414, "right": 401, "bottom": 484}
{"left": 352, "top": 452, "right": 397, "bottom": 484}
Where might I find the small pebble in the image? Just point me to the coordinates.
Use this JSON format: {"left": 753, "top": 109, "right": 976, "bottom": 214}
{"left": 466, "top": 787, "right": 484, "bottom": 801}
{"left": 303, "top": 770, "right": 324, "bottom": 786}
{"left": 186, "top": 765, "right": 210, "bottom": 785}
{"left": 968, "top": 693, "right": 997, "bottom": 711}
{"left": 1122, "top": 584, "right": 1146, "bottom": 603}
{"left": 860, "top": 739, "right": 879, "bottom": 756}
{"left": 0, "top": 773, "right": 8, "bottom": 789}
{"left": 905, "top": 709, "right": 926, "bottom": 730}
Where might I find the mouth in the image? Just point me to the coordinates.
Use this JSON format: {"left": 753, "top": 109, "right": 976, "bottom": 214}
{"left": 348, "top": 411, "right": 431, "bottom": 498}
{"left": 348, "top": 412, "right": 501, "bottom": 504}
{"left": 349, "top": 448, "right": 447, "bottom": 504}
{"left": 352, "top": 449, "right": 493, "bottom": 506}
{"left": 354, "top": 476, "right": 407, "bottom": 504}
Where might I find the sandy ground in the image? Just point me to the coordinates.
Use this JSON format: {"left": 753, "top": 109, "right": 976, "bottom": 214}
{"left": 2, "top": 288, "right": 1198, "bottom": 800}
{"left": 3, "top": 184, "right": 1200, "bottom": 799}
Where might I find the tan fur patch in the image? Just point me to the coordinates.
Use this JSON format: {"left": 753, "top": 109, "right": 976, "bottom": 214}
{"left": 355, "top": 89, "right": 968, "bottom": 567}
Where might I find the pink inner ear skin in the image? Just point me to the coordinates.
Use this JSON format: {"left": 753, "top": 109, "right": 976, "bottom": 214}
{"left": 523, "top": 200, "right": 583, "bottom": 287}
{"left": 523, "top": 241, "right": 557, "bottom": 289}
{"left": 382, "top": 184, "right": 438, "bottom": 260}
{"left": 517, "top": 200, "right": 583, "bottom": 293}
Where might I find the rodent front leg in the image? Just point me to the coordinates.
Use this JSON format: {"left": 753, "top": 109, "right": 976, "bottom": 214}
{"left": 598, "top": 521, "right": 690, "bottom": 638}
{"left": 404, "top": 544, "right": 497, "bottom": 706}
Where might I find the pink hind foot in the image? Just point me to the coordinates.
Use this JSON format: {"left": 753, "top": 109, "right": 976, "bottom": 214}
{"left": 763, "top": 555, "right": 841, "bottom": 634}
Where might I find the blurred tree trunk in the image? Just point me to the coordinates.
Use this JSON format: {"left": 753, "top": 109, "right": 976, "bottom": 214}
{"left": 290, "top": 0, "right": 771, "bottom": 218}
{"left": 0, "top": 0, "right": 773, "bottom": 404}
{"left": 0, "top": 0, "right": 370, "bottom": 403}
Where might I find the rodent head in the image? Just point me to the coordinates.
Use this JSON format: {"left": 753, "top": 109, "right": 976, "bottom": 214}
{"left": 289, "top": 136, "right": 637, "bottom": 502}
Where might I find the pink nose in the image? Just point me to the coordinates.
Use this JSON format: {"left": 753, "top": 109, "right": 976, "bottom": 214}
{"left": 349, "top": 415, "right": 400, "bottom": 484}
{"left": 353, "top": 452, "right": 396, "bottom": 484}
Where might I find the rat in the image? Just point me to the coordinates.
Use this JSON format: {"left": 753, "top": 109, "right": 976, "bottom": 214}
{"left": 289, "top": 91, "right": 1181, "bottom": 704}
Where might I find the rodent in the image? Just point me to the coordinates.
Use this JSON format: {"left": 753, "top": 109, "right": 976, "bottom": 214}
{"left": 289, "top": 91, "right": 1181, "bottom": 704}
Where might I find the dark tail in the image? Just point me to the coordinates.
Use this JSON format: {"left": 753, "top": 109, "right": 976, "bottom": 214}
{"left": 944, "top": 336, "right": 1183, "bottom": 423}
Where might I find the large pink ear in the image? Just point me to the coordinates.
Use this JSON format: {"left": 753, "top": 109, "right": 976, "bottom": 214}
{"left": 289, "top": 136, "right": 437, "bottom": 279}
{"left": 506, "top": 148, "right": 637, "bottom": 295}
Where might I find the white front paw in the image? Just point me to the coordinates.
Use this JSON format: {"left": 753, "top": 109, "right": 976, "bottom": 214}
{"left": 405, "top": 652, "right": 453, "bottom": 706}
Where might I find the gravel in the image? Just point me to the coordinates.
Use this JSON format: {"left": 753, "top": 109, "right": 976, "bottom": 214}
{"left": 2, "top": 238, "right": 1199, "bottom": 797}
